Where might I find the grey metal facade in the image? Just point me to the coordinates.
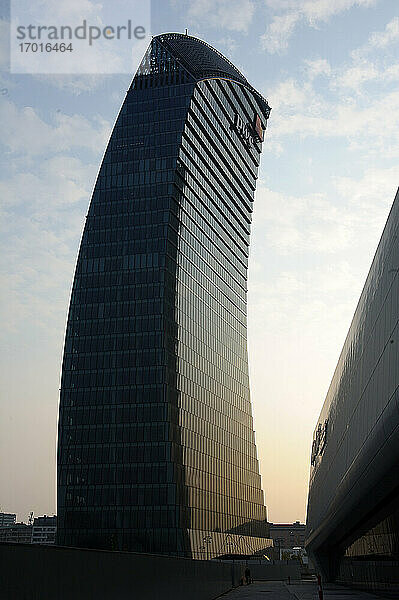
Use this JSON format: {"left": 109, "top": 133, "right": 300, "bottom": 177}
{"left": 57, "top": 34, "right": 271, "bottom": 558}
{"left": 0, "top": 542, "right": 245, "bottom": 600}
{"left": 306, "top": 188, "right": 399, "bottom": 591}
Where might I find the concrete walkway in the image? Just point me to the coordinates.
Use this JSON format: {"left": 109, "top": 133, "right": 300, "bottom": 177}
{"left": 219, "top": 580, "right": 393, "bottom": 600}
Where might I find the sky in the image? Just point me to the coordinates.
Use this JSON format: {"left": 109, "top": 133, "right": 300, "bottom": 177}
{"left": 0, "top": 0, "right": 398, "bottom": 525}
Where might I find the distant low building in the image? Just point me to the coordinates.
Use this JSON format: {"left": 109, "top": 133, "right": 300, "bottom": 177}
{"left": 32, "top": 515, "right": 57, "bottom": 545}
{"left": 0, "top": 515, "right": 57, "bottom": 545}
{"left": 0, "top": 513, "right": 16, "bottom": 527}
{"left": 0, "top": 523, "right": 32, "bottom": 544}
{"left": 269, "top": 521, "right": 306, "bottom": 549}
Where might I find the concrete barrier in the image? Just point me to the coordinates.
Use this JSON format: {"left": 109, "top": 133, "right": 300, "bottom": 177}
{"left": 0, "top": 543, "right": 243, "bottom": 600}
{"left": 247, "top": 561, "right": 301, "bottom": 581}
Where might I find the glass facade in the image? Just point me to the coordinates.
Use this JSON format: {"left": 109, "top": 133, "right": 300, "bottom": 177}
{"left": 57, "top": 34, "right": 271, "bottom": 557}
{"left": 336, "top": 501, "right": 399, "bottom": 591}
{"left": 344, "top": 503, "right": 399, "bottom": 561}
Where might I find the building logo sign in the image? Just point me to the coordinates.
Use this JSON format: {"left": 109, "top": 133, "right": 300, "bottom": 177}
{"left": 254, "top": 114, "right": 264, "bottom": 142}
{"left": 311, "top": 419, "right": 328, "bottom": 466}
{"left": 232, "top": 113, "right": 264, "bottom": 147}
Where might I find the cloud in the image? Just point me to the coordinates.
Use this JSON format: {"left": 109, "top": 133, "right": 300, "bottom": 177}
{"left": 33, "top": 74, "right": 116, "bottom": 95}
{"left": 251, "top": 188, "right": 351, "bottom": 256}
{"left": 332, "top": 167, "right": 399, "bottom": 211}
{"left": 0, "top": 19, "right": 9, "bottom": 70}
{"left": 35, "top": 0, "right": 103, "bottom": 21}
{"left": 299, "top": 0, "right": 377, "bottom": 25}
{"left": 251, "top": 166, "right": 398, "bottom": 260}
{"left": 264, "top": 52, "right": 399, "bottom": 157}
{"left": 351, "top": 16, "right": 399, "bottom": 62}
{"left": 332, "top": 62, "right": 379, "bottom": 90}
{"left": 264, "top": 16, "right": 397, "bottom": 117}
{"left": 247, "top": 169, "right": 396, "bottom": 521}
{"left": 321, "top": 17, "right": 399, "bottom": 94}
{"left": 273, "top": 91, "right": 399, "bottom": 146}
{"left": 368, "top": 15, "right": 399, "bottom": 49}
{"left": 0, "top": 99, "right": 111, "bottom": 156}
{"left": 0, "top": 72, "right": 108, "bottom": 519}
{"left": 0, "top": 151, "right": 94, "bottom": 522}
{"left": 185, "top": 0, "right": 255, "bottom": 32}
{"left": 261, "top": 13, "right": 299, "bottom": 53}
{"left": 247, "top": 167, "right": 398, "bottom": 431}
{"left": 304, "top": 58, "right": 331, "bottom": 79}
{"left": 0, "top": 156, "right": 96, "bottom": 210}
{"left": 247, "top": 153, "right": 397, "bottom": 523}
{"left": 0, "top": 95, "right": 103, "bottom": 339}
{"left": 265, "top": 78, "right": 311, "bottom": 110}
{"left": 261, "top": 0, "right": 378, "bottom": 54}
{"left": 10, "top": 0, "right": 149, "bottom": 75}
{"left": 0, "top": 155, "right": 96, "bottom": 340}
{"left": 215, "top": 36, "right": 238, "bottom": 57}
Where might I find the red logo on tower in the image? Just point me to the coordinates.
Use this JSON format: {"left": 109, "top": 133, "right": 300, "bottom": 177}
{"left": 232, "top": 113, "right": 264, "bottom": 148}
{"left": 254, "top": 114, "right": 264, "bottom": 142}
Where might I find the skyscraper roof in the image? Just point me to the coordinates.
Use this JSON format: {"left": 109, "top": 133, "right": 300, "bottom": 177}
{"left": 155, "top": 33, "right": 248, "bottom": 85}
{"left": 153, "top": 33, "right": 270, "bottom": 117}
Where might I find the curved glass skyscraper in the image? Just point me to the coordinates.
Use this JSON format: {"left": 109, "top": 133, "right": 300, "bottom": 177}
{"left": 57, "top": 33, "right": 271, "bottom": 557}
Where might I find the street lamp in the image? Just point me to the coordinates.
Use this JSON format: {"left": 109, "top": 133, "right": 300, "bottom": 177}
{"left": 203, "top": 535, "right": 212, "bottom": 561}
{"left": 275, "top": 537, "right": 284, "bottom": 561}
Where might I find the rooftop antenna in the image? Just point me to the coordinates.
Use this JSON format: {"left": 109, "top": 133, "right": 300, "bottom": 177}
{"left": 185, "top": 28, "right": 188, "bottom": 35}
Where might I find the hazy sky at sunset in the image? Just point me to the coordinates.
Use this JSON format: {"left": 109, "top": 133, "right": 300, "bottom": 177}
{"left": 1, "top": 0, "right": 398, "bottom": 523}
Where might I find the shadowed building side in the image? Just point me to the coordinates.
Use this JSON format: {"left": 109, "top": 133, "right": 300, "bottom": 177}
{"left": 57, "top": 33, "right": 271, "bottom": 557}
{"left": 306, "top": 188, "right": 399, "bottom": 592}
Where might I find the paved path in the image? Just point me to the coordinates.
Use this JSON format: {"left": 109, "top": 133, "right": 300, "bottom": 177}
{"left": 219, "top": 581, "right": 393, "bottom": 600}
{"left": 289, "top": 581, "right": 392, "bottom": 600}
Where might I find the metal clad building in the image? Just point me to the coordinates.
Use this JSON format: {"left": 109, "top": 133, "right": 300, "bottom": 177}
{"left": 306, "top": 188, "right": 399, "bottom": 591}
{"left": 57, "top": 34, "right": 271, "bottom": 557}
{"left": 0, "top": 513, "right": 16, "bottom": 528}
